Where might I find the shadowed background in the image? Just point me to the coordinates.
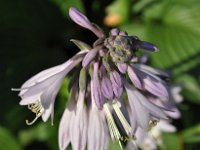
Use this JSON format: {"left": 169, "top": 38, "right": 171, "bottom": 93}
{"left": 1, "top": 0, "right": 200, "bottom": 149}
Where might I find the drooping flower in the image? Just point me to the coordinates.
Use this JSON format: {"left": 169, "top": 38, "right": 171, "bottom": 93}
{"left": 12, "top": 50, "right": 88, "bottom": 125}
{"left": 13, "top": 7, "right": 182, "bottom": 150}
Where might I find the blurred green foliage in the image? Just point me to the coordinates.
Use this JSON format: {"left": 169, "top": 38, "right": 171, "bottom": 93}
{"left": 1, "top": 0, "right": 200, "bottom": 149}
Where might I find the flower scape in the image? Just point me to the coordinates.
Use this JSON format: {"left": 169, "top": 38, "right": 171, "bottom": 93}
{"left": 12, "top": 7, "right": 182, "bottom": 150}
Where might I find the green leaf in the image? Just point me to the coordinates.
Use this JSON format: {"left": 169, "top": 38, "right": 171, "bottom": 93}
{"left": 19, "top": 123, "right": 55, "bottom": 146}
{"left": 143, "top": 1, "right": 200, "bottom": 75}
{"left": 185, "top": 135, "right": 200, "bottom": 143}
{"left": 132, "top": 0, "right": 157, "bottom": 13}
{"left": 120, "top": 23, "right": 146, "bottom": 39}
{"left": 0, "top": 126, "right": 22, "bottom": 150}
{"left": 162, "top": 132, "right": 182, "bottom": 150}
{"left": 176, "top": 74, "right": 200, "bottom": 104}
{"left": 109, "top": 141, "right": 122, "bottom": 150}
{"left": 182, "top": 123, "right": 200, "bottom": 143}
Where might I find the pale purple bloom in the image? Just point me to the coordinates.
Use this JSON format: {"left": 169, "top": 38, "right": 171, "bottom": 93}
{"left": 125, "top": 83, "right": 168, "bottom": 129}
{"left": 69, "top": 90, "right": 87, "bottom": 150}
{"left": 59, "top": 90, "right": 76, "bottom": 150}
{"left": 13, "top": 7, "right": 182, "bottom": 150}
{"left": 12, "top": 51, "right": 88, "bottom": 125}
{"left": 87, "top": 79, "right": 109, "bottom": 150}
{"left": 93, "top": 62, "right": 105, "bottom": 109}
{"left": 131, "top": 120, "right": 176, "bottom": 150}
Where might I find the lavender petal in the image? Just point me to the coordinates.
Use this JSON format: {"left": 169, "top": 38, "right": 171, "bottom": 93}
{"left": 19, "top": 93, "right": 41, "bottom": 105}
{"left": 125, "top": 83, "right": 150, "bottom": 129}
{"left": 93, "top": 62, "right": 105, "bottom": 109}
{"left": 70, "top": 91, "right": 87, "bottom": 150}
{"left": 134, "top": 66, "right": 169, "bottom": 101}
{"left": 139, "top": 41, "right": 159, "bottom": 52}
{"left": 144, "top": 76, "right": 169, "bottom": 101}
{"left": 58, "top": 106, "right": 74, "bottom": 150}
{"left": 113, "top": 86, "right": 123, "bottom": 98}
{"left": 87, "top": 107, "right": 107, "bottom": 150}
{"left": 110, "top": 70, "right": 122, "bottom": 87}
{"left": 127, "top": 65, "right": 142, "bottom": 89}
{"left": 134, "top": 64, "right": 170, "bottom": 78}
{"left": 41, "top": 76, "right": 64, "bottom": 109}
{"left": 117, "top": 63, "right": 128, "bottom": 74}
{"left": 69, "top": 7, "right": 104, "bottom": 38}
{"left": 139, "top": 52, "right": 149, "bottom": 64}
{"left": 101, "top": 75, "right": 114, "bottom": 100}
{"left": 135, "top": 91, "right": 168, "bottom": 120}
{"left": 110, "top": 28, "right": 120, "bottom": 36}
{"left": 42, "top": 102, "right": 54, "bottom": 122}
{"left": 82, "top": 47, "right": 100, "bottom": 67}
{"left": 20, "top": 51, "right": 87, "bottom": 91}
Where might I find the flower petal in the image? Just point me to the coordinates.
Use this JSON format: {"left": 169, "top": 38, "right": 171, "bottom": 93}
{"left": 20, "top": 51, "right": 87, "bottom": 96}
{"left": 58, "top": 105, "right": 74, "bottom": 150}
{"left": 156, "top": 120, "right": 176, "bottom": 132}
{"left": 143, "top": 76, "right": 169, "bottom": 101}
{"left": 112, "top": 86, "right": 123, "bottom": 98}
{"left": 134, "top": 66, "right": 169, "bottom": 101}
{"left": 19, "top": 93, "right": 41, "bottom": 105}
{"left": 134, "top": 64, "right": 170, "bottom": 78}
{"left": 70, "top": 105, "right": 87, "bottom": 150}
{"left": 110, "top": 28, "right": 120, "bottom": 36}
{"left": 125, "top": 84, "right": 150, "bottom": 129}
{"left": 134, "top": 92, "right": 168, "bottom": 120}
{"left": 42, "top": 102, "right": 54, "bottom": 122}
{"left": 40, "top": 76, "right": 64, "bottom": 109}
{"left": 82, "top": 47, "right": 100, "bottom": 67}
{"left": 87, "top": 107, "right": 107, "bottom": 150}
{"left": 117, "top": 63, "right": 128, "bottom": 74}
{"left": 139, "top": 52, "right": 149, "bottom": 64}
{"left": 69, "top": 7, "right": 104, "bottom": 38}
{"left": 92, "top": 62, "right": 105, "bottom": 109}
{"left": 110, "top": 70, "right": 122, "bottom": 87}
{"left": 101, "top": 75, "right": 113, "bottom": 100}
{"left": 138, "top": 41, "right": 159, "bottom": 52}
{"left": 127, "top": 65, "right": 142, "bottom": 89}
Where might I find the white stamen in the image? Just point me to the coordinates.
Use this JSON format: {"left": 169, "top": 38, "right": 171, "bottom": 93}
{"left": 112, "top": 101, "right": 132, "bottom": 138}
{"left": 26, "top": 116, "right": 40, "bottom": 125}
{"left": 103, "top": 103, "right": 123, "bottom": 150}
{"left": 26, "top": 99, "right": 44, "bottom": 125}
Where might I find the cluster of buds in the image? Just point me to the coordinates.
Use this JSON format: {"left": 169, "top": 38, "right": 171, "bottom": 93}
{"left": 12, "top": 7, "right": 182, "bottom": 150}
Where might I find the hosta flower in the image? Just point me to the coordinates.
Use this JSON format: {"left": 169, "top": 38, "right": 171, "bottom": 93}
{"left": 12, "top": 51, "right": 88, "bottom": 125}
{"left": 128, "top": 85, "right": 183, "bottom": 150}
{"left": 13, "top": 7, "right": 182, "bottom": 150}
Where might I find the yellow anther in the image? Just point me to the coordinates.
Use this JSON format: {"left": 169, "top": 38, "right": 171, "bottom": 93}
{"left": 148, "top": 120, "right": 158, "bottom": 130}
{"left": 26, "top": 100, "right": 44, "bottom": 125}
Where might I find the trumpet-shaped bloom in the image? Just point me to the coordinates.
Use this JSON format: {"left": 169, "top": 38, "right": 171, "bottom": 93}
{"left": 13, "top": 7, "right": 182, "bottom": 150}
{"left": 12, "top": 51, "right": 88, "bottom": 125}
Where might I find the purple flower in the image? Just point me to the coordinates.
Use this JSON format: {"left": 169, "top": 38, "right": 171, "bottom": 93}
{"left": 12, "top": 50, "right": 88, "bottom": 125}
{"left": 13, "top": 7, "right": 182, "bottom": 150}
{"left": 87, "top": 79, "right": 109, "bottom": 150}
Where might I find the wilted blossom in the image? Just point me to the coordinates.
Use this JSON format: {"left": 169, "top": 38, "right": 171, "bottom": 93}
{"left": 12, "top": 7, "right": 182, "bottom": 150}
